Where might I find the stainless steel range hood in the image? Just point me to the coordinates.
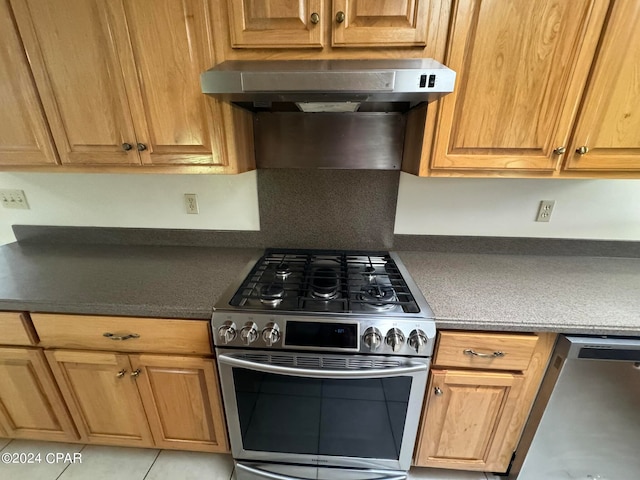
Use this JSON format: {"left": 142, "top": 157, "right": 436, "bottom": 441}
{"left": 201, "top": 59, "right": 455, "bottom": 109}
{"left": 200, "top": 59, "right": 456, "bottom": 170}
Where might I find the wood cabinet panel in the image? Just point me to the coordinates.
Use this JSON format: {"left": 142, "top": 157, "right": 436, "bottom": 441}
{"left": 131, "top": 354, "right": 229, "bottom": 452}
{"left": 46, "top": 350, "right": 153, "bottom": 446}
{"left": 31, "top": 314, "right": 212, "bottom": 355}
{"left": 11, "top": 0, "right": 140, "bottom": 165}
{"left": 430, "top": 0, "right": 610, "bottom": 172}
{"left": 0, "top": 312, "right": 38, "bottom": 346}
{"left": 0, "top": 0, "right": 58, "bottom": 166}
{"left": 0, "top": 348, "right": 77, "bottom": 442}
{"left": 435, "top": 331, "right": 538, "bottom": 371}
{"left": 228, "top": 0, "right": 324, "bottom": 48}
{"left": 332, "top": 0, "right": 431, "bottom": 47}
{"left": 415, "top": 369, "right": 523, "bottom": 471}
{"left": 564, "top": 0, "right": 640, "bottom": 171}
{"left": 117, "top": 0, "right": 225, "bottom": 165}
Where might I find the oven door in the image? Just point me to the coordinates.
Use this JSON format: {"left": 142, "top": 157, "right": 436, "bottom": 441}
{"left": 216, "top": 349, "right": 429, "bottom": 472}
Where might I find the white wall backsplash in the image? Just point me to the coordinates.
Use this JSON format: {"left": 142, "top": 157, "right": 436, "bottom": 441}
{"left": 0, "top": 171, "right": 260, "bottom": 245}
{"left": 395, "top": 173, "right": 640, "bottom": 240}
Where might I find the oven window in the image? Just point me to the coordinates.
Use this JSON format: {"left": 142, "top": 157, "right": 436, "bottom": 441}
{"left": 233, "top": 368, "right": 411, "bottom": 460}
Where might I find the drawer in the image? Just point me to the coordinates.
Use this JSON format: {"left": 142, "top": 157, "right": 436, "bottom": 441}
{"left": 434, "top": 331, "right": 538, "bottom": 371}
{"left": 0, "top": 312, "right": 38, "bottom": 346}
{"left": 31, "top": 314, "right": 212, "bottom": 355}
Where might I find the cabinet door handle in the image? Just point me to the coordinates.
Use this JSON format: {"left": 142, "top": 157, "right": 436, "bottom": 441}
{"left": 464, "top": 349, "right": 505, "bottom": 358}
{"left": 130, "top": 369, "right": 141, "bottom": 378}
{"left": 137, "top": 143, "right": 147, "bottom": 151}
{"left": 434, "top": 387, "right": 443, "bottom": 396}
{"left": 553, "top": 146, "right": 566, "bottom": 155}
{"left": 336, "top": 11, "right": 345, "bottom": 23}
{"left": 576, "top": 146, "right": 589, "bottom": 155}
{"left": 122, "top": 143, "right": 133, "bottom": 151}
{"left": 116, "top": 369, "right": 127, "bottom": 378}
{"left": 103, "top": 332, "right": 140, "bottom": 341}
{"left": 310, "top": 12, "right": 320, "bottom": 24}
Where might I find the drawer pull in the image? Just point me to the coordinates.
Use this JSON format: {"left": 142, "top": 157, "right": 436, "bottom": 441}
{"left": 116, "top": 369, "right": 126, "bottom": 378}
{"left": 103, "top": 332, "right": 140, "bottom": 341}
{"left": 464, "top": 349, "right": 505, "bottom": 358}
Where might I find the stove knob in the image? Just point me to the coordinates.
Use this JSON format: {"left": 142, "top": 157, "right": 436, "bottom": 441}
{"left": 240, "top": 322, "right": 258, "bottom": 345}
{"left": 262, "top": 322, "right": 281, "bottom": 347}
{"left": 217, "top": 321, "right": 236, "bottom": 344}
{"left": 385, "top": 328, "right": 405, "bottom": 353}
{"left": 363, "top": 327, "right": 382, "bottom": 351}
{"left": 408, "top": 329, "right": 428, "bottom": 354}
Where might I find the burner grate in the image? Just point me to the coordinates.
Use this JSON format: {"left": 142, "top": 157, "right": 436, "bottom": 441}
{"left": 229, "top": 249, "right": 420, "bottom": 314}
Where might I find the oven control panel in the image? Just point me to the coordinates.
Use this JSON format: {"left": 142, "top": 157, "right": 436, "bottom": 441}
{"left": 212, "top": 312, "right": 436, "bottom": 357}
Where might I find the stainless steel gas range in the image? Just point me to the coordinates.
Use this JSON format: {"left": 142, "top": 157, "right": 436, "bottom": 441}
{"left": 212, "top": 249, "right": 435, "bottom": 480}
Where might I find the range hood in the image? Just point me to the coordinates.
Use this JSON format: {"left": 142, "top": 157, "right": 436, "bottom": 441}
{"left": 200, "top": 59, "right": 456, "bottom": 170}
{"left": 201, "top": 59, "right": 455, "bottom": 111}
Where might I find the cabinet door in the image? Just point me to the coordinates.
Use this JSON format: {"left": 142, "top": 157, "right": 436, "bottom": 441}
{"left": 0, "top": 348, "right": 77, "bottom": 442}
{"left": 430, "top": 0, "right": 610, "bottom": 172}
{"left": 130, "top": 354, "right": 229, "bottom": 452}
{"left": 11, "top": 0, "right": 140, "bottom": 165}
{"left": 564, "top": 1, "right": 640, "bottom": 172}
{"left": 415, "top": 369, "right": 524, "bottom": 472}
{"left": 115, "top": 0, "right": 226, "bottom": 166}
{"left": 228, "top": 0, "right": 324, "bottom": 48}
{"left": 332, "top": 0, "right": 431, "bottom": 47}
{"left": 0, "top": 1, "right": 58, "bottom": 166}
{"left": 46, "top": 350, "right": 153, "bottom": 447}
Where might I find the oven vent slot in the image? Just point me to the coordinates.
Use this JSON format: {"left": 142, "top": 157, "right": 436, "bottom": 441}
{"left": 269, "top": 354, "right": 296, "bottom": 367}
{"left": 320, "top": 357, "right": 349, "bottom": 369}
{"left": 233, "top": 353, "right": 403, "bottom": 370}
{"left": 296, "top": 357, "right": 323, "bottom": 368}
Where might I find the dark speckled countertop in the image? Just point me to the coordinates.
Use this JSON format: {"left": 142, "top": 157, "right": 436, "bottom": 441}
{"left": 0, "top": 242, "right": 259, "bottom": 319}
{"left": 0, "top": 242, "right": 638, "bottom": 335}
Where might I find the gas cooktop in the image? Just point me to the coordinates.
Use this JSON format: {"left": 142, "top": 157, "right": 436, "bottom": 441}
{"left": 222, "top": 249, "right": 426, "bottom": 315}
{"left": 213, "top": 249, "right": 435, "bottom": 356}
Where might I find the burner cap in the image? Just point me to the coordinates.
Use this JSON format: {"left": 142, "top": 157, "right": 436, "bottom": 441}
{"left": 359, "top": 286, "right": 398, "bottom": 311}
{"left": 275, "top": 263, "right": 291, "bottom": 279}
{"left": 259, "top": 284, "right": 285, "bottom": 305}
{"left": 363, "top": 266, "right": 377, "bottom": 281}
{"left": 310, "top": 267, "right": 340, "bottom": 299}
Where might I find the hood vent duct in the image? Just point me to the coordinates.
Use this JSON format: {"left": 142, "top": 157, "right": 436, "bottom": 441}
{"left": 201, "top": 59, "right": 455, "bottom": 170}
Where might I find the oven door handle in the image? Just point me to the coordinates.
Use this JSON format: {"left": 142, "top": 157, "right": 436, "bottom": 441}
{"left": 235, "top": 462, "right": 408, "bottom": 480}
{"left": 217, "top": 353, "right": 427, "bottom": 379}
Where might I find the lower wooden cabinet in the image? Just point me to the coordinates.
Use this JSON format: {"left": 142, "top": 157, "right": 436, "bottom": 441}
{"left": 416, "top": 369, "right": 523, "bottom": 471}
{"left": 0, "top": 347, "right": 78, "bottom": 442}
{"left": 414, "top": 331, "right": 556, "bottom": 473}
{"left": 46, "top": 349, "right": 228, "bottom": 452}
{"left": 130, "top": 354, "right": 228, "bottom": 452}
{"left": 46, "top": 350, "right": 153, "bottom": 447}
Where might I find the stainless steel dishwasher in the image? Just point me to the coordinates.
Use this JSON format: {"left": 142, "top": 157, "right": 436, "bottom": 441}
{"left": 510, "top": 335, "right": 640, "bottom": 480}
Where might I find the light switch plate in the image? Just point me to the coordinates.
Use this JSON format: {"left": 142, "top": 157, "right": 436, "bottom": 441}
{"left": 0, "top": 189, "right": 30, "bottom": 209}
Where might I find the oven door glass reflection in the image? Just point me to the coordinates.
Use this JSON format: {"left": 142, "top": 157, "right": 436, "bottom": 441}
{"left": 233, "top": 368, "right": 411, "bottom": 460}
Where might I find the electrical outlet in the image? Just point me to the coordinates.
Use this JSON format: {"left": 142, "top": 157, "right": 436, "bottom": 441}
{"left": 0, "top": 189, "right": 30, "bottom": 209}
{"left": 184, "top": 193, "right": 199, "bottom": 214}
{"left": 536, "top": 200, "right": 555, "bottom": 222}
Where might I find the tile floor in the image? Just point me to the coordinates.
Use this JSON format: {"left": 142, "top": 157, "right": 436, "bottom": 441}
{"left": 0, "top": 438, "right": 497, "bottom": 480}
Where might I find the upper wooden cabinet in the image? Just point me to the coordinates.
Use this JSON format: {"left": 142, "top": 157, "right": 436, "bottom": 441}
{"left": 563, "top": 0, "right": 640, "bottom": 172}
{"left": 224, "top": 0, "right": 436, "bottom": 48}
{"left": 332, "top": 0, "right": 431, "bottom": 47}
{"left": 228, "top": 0, "right": 324, "bottom": 48}
{"left": 0, "top": 1, "right": 58, "bottom": 166}
{"left": 428, "top": 0, "right": 610, "bottom": 174}
{"left": 10, "top": 0, "right": 238, "bottom": 169}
